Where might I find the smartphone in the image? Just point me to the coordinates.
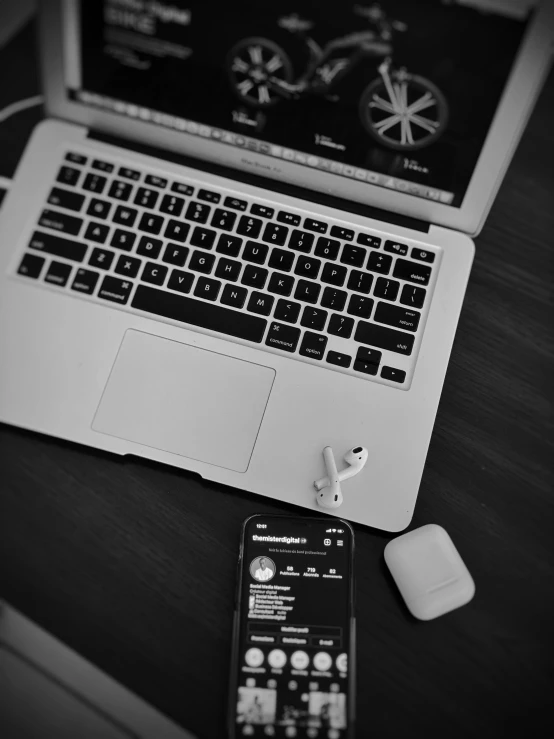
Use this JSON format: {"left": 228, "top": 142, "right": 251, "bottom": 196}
{"left": 228, "top": 514, "right": 355, "bottom": 739}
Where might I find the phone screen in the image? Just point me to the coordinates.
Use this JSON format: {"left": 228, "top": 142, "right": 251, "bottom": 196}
{"left": 229, "top": 515, "right": 355, "bottom": 739}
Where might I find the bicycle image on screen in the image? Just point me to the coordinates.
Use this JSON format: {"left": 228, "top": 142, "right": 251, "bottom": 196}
{"left": 226, "top": 3, "right": 449, "bottom": 151}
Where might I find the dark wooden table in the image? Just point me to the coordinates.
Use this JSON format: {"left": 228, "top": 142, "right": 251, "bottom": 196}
{"left": 1, "top": 21, "right": 553, "bottom": 739}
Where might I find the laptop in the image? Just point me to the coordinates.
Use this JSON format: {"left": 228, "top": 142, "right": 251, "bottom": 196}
{"left": 0, "top": 1, "right": 551, "bottom": 531}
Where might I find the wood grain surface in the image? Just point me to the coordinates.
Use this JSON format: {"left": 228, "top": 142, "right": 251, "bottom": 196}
{"left": 0, "top": 21, "right": 553, "bottom": 739}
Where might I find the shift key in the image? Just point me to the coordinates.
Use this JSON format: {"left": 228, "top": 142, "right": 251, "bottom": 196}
{"left": 38, "top": 208, "right": 83, "bottom": 235}
{"left": 354, "top": 321, "right": 414, "bottom": 355}
{"left": 28, "top": 230, "right": 88, "bottom": 262}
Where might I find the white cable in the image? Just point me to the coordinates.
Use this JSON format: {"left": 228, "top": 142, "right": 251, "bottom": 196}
{"left": 0, "top": 95, "right": 44, "bottom": 124}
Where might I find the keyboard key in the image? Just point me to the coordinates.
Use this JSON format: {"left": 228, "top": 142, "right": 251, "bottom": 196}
{"left": 162, "top": 243, "right": 189, "bottom": 267}
{"left": 211, "top": 208, "right": 236, "bottom": 231}
{"left": 327, "top": 350, "right": 352, "bottom": 368}
{"left": 71, "top": 268, "right": 99, "bottom": 294}
{"left": 347, "top": 294, "right": 373, "bottom": 319}
{"left": 242, "top": 241, "right": 269, "bottom": 265}
{"left": 167, "top": 269, "right": 194, "bottom": 294}
{"left": 98, "top": 276, "right": 133, "bottom": 304}
{"left": 224, "top": 196, "right": 247, "bottom": 211}
{"left": 28, "top": 231, "right": 87, "bottom": 262}
{"left": 357, "top": 346, "right": 382, "bottom": 365}
{"left": 274, "top": 299, "right": 301, "bottom": 324}
{"left": 393, "top": 259, "right": 432, "bottom": 286}
{"left": 189, "top": 251, "right": 215, "bottom": 274}
{"left": 56, "top": 166, "right": 81, "bottom": 187}
{"left": 17, "top": 253, "right": 45, "bottom": 278}
{"left": 135, "top": 187, "right": 159, "bottom": 209}
{"left": 288, "top": 230, "right": 314, "bottom": 253}
{"left": 268, "top": 248, "right": 294, "bottom": 272}
{"left": 194, "top": 276, "right": 221, "bottom": 301}
{"left": 113, "top": 205, "right": 138, "bottom": 227}
{"left": 83, "top": 173, "right": 107, "bottom": 194}
{"left": 263, "top": 222, "right": 289, "bottom": 246}
{"left": 160, "top": 194, "right": 185, "bottom": 216}
{"left": 141, "top": 261, "right": 168, "bottom": 286}
{"left": 39, "top": 209, "right": 83, "bottom": 236}
{"left": 268, "top": 272, "right": 294, "bottom": 296}
{"left": 373, "top": 277, "right": 399, "bottom": 301}
{"left": 320, "top": 287, "right": 347, "bottom": 311}
{"left": 299, "top": 332, "right": 327, "bottom": 360}
{"left": 108, "top": 230, "right": 135, "bottom": 252}
{"left": 347, "top": 270, "right": 373, "bottom": 294}
{"left": 241, "top": 265, "right": 268, "bottom": 289}
{"left": 277, "top": 211, "right": 300, "bottom": 226}
{"left": 185, "top": 201, "right": 211, "bottom": 223}
{"left": 294, "top": 279, "right": 321, "bottom": 304}
{"left": 164, "top": 219, "right": 190, "bottom": 242}
{"left": 247, "top": 291, "right": 274, "bottom": 316}
{"left": 400, "top": 284, "right": 426, "bottom": 309}
{"left": 354, "top": 359, "right": 378, "bottom": 376}
{"left": 384, "top": 240, "right": 408, "bottom": 256}
{"left": 411, "top": 248, "right": 435, "bottom": 263}
{"left": 133, "top": 285, "right": 267, "bottom": 342}
{"left": 381, "top": 366, "right": 407, "bottom": 383}
{"left": 171, "top": 182, "right": 194, "bottom": 196}
{"left": 137, "top": 236, "right": 162, "bottom": 259}
{"left": 374, "top": 303, "right": 420, "bottom": 332}
{"left": 355, "top": 322, "right": 414, "bottom": 355}
{"left": 328, "top": 314, "right": 354, "bottom": 338}
{"left": 330, "top": 226, "right": 354, "bottom": 241}
{"left": 251, "top": 204, "right": 274, "bottom": 218}
{"left": 144, "top": 174, "right": 167, "bottom": 188}
{"left": 115, "top": 255, "right": 141, "bottom": 278}
{"left": 119, "top": 167, "right": 140, "bottom": 181}
{"left": 84, "top": 222, "right": 110, "bottom": 243}
{"left": 300, "top": 307, "right": 327, "bottom": 331}
{"left": 294, "top": 255, "right": 321, "bottom": 280}
{"left": 321, "top": 263, "right": 347, "bottom": 286}
{"left": 265, "top": 322, "right": 301, "bottom": 352}
{"left": 65, "top": 152, "right": 87, "bottom": 165}
{"left": 340, "top": 244, "right": 366, "bottom": 267}
{"left": 216, "top": 233, "right": 242, "bottom": 257}
{"left": 47, "top": 187, "right": 85, "bottom": 212}
{"left": 190, "top": 226, "right": 216, "bottom": 249}
{"left": 138, "top": 212, "right": 164, "bottom": 235}
{"left": 197, "top": 189, "right": 220, "bottom": 204}
{"left": 357, "top": 233, "right": 381, "bottom": 249}
{"left": 304, "top": 218, "right": 327, "bottom": 233}
{"left": 108, "top": 180, "right": 133, "bottom": 201}
{"left": 44, "top": 260, "right": 72, "bottom": 286}
{"left": 314, "top": 237, "right": 340, "bottom": 260}
{"left": 91, "top": 159, "right": 114, "bottom": 173}
{"left": 88, "top": 247, "right": 114, "bottom": 270}
{"left": 236, "top": 215, "right": 262, "bottom": 239}
{"left": 220, "top": 284, "right": 247, "bottom": 309}
{"left": 215, "top": 257, "right": 241, "bottom": 282}
{"left": 367, "top": 252, "right": 392, "bottom": 274}
{"left": 86, "top": 198, "right": 111, "bottom": 219}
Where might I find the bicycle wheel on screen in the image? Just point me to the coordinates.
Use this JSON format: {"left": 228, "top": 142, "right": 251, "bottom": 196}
{"left": 227, "top": 37, "right": 294, "bottom": 108}
{"left": 359, "top": 70, "right": 449, "bottom": 151}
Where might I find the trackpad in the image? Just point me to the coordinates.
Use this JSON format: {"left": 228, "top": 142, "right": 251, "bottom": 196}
{"left": 92, "top": 330, "right": 275, "bottom": 472}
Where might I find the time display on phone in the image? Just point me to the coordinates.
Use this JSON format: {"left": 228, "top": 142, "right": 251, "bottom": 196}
{"left": 229, "top": 516, "right": 354, "bottom": 738}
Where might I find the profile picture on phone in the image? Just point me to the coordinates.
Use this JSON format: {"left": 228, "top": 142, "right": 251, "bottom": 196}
{"left": 250, "top": 556, "right": 276, "bottom": 582}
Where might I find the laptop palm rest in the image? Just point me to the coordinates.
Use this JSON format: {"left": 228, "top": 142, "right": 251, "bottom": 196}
{"left": 92, "top": 330, "right": 275, "bottom": 473}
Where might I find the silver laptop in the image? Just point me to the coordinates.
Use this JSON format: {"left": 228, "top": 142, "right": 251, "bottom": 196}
{"left": 0, "top": 1, "right": 551, "bottom": 531}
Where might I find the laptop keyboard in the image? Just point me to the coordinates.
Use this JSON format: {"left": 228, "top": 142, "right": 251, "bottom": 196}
{"left": 13, "top": 151, "right": 440, "bottom": 389}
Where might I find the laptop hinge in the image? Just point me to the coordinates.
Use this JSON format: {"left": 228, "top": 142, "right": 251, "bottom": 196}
{"left": 88, "top": 130, "right": 431, "bottom": 234}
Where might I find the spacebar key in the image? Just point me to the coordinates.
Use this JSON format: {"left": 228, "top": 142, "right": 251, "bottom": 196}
{"left": 132, "top": 285, "right": 267, "bottom": 343}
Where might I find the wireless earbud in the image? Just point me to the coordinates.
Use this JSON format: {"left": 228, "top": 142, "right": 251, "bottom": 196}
{"left": 314, "top": 446, "right": 368, "bottom": 491}
{"left": 316, "top": 446, "right": 343, "bottom": 509}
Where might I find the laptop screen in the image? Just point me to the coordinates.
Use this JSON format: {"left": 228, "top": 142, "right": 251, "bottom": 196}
{"left": 65, "top": 0, "right": 534, "bottom": 208}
